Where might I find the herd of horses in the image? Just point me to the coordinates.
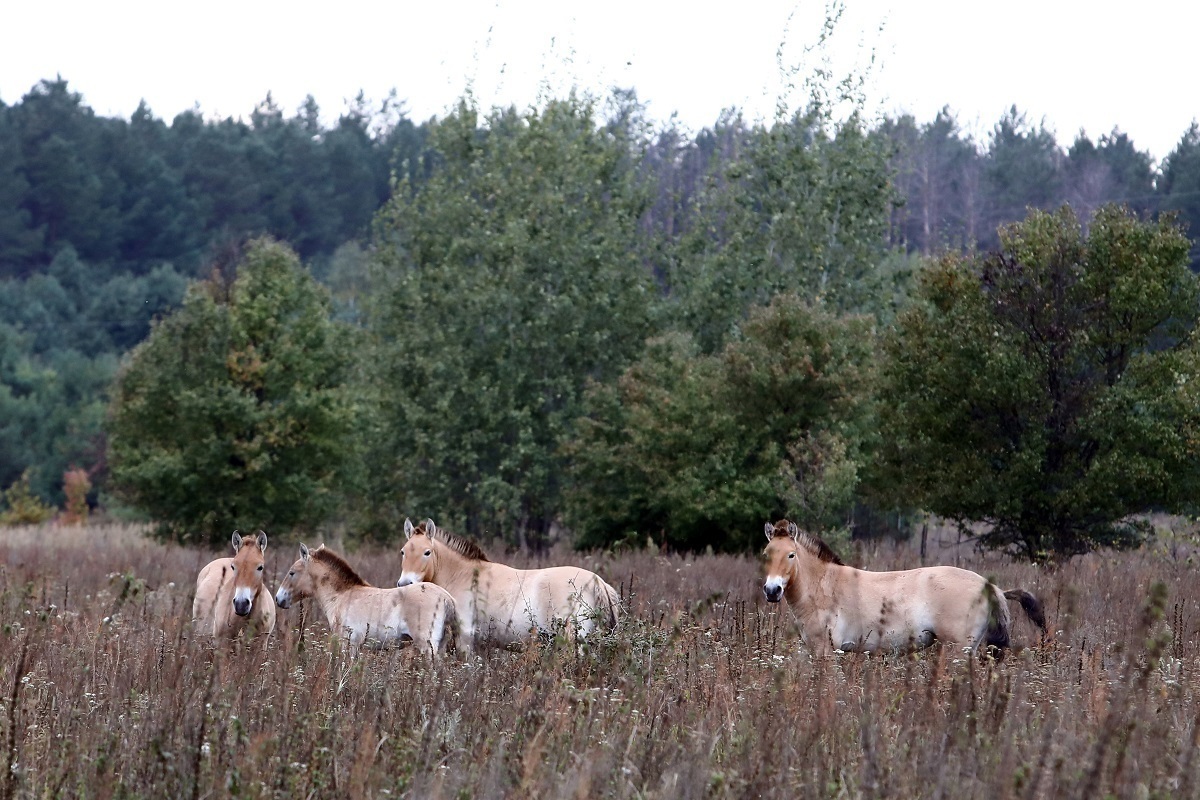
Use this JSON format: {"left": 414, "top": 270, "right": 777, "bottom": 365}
{"left": 192, "top": 518, "right": 1047, "bottom": 658}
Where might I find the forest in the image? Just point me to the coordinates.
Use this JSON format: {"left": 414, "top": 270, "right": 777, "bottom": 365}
{"left": 4, "top": 76, "right": 1200, "bottom": 559}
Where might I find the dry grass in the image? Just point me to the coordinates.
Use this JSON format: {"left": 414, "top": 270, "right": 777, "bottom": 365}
{"left": 0, "top": 524, "right": 1197, "bottom": 798}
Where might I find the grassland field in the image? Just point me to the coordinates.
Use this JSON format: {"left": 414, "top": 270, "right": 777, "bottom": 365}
{"left": 0, "top": 522, "right": 1197, "bottom": 799}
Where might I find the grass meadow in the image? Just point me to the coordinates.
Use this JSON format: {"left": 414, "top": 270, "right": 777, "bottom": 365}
{"left": 0, "top": 523, "right": 1197, "bottom": 799}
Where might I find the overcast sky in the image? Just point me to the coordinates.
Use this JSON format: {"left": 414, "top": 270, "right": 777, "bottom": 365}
{"left": 2, "top": 1, "right": 1196, "bottom": 163}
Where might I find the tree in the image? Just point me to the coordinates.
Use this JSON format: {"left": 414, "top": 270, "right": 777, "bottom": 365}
{"left": 0, "top": 104, "right": 43, "bottom": 277}
{"left": 12, "top": 79, "right": 121, "bottom": 263}
{"left": 0, "top": 318, "right": 114, "bottom": 503}
{"left": 877, "top": 205, "right": 1200, "bottom": 561}
{"left": 368, "top": 95, "right": 657, "bottom": 547}
{"left": 1063, "top": 129, "right": 1155, "bottom": 223}
{"left": 1158, "top": 122, "right": 1200, "bottom": 269}
{"left": 563, "top": 295, "right": 875, "bottom": 553}
{"left": 980, "top": 107, "right": 1063, "bottom": 249}
{"left": 668, "top": 108, "right": 894, "bottom": 352}
{"left": 107, "top": 238, "right": 362, "bottom": 544}
{"left": 880, "top": 108, "right": 982, "bottom": 255}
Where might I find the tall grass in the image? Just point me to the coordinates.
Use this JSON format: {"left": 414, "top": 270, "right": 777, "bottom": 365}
{"left": 0, "top": 524, "right": 1196, "bottom": 798}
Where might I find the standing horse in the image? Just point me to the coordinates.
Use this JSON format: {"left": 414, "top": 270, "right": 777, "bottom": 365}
{"left": 192, "top": 530, "right": 276, "bottom": 637}
{"left": 275, "top": 544, "right": 457, "bottom": 656}
{"left": 761, "top": 520, "right": 1045, "bottom": 656}
{"left": 396, "top": 518, "right": 620, "bottom": 651}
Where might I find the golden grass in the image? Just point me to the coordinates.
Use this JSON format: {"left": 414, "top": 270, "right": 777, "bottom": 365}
{"left": 0, "top": 524, "right": 1196, "bottom": 798}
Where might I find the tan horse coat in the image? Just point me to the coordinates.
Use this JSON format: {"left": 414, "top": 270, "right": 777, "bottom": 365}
{"left": 762, "top": 520, "right": 1044, "bottom": 656}
{"left": 397, "top": 519, "right": 620, "bottom": 651}
{"left": 275, "top": 544, "right": 457, "bottom": 656}
{"left": 192, "top": 530, "right": 276, "bottom": 637}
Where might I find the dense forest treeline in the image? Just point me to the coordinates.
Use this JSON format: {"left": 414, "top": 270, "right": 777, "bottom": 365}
{"left": 4, "top": 76, "right": 1200, "bottom": 554}
{"left": 0, "top": 79, "right": 427, "bottom": 500}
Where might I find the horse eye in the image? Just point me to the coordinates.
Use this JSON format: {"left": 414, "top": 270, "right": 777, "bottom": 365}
{"left": 257, "top": 565, "right": 263, "bottom": 571}
{"left": 424, "top": 550, "right": 431, "bottom": 557}
{"left": 288, "top": 571, "right": 294, "bottom": 577}
{"left": 788, "top": 553, "right": 795, "bottom": 559}
{"left": 230, "top": 565, "right": 236, "bottom": 571}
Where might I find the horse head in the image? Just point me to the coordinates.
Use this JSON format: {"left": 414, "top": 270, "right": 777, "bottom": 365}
{"left": 275, "top": 542, "right": 317, "bottom": 610}
{"left": 230, "top": 530, "right": 269, "bottom": 617}
{"left": 761, "top": 520, "right": 845, "bottom": 603}
{"left": 761, "top": 520, "right": 801, "bottom": 603}
{"left": 397, "top": 518, "right": 439, "bottom": 587}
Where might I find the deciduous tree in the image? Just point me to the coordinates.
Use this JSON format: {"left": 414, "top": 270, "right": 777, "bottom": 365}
{"left": 669, "top": 110, "right": 893, "bottom": 351}
{"left": 877, "top": 205, "right": 1200, "bottom": 561}
{"left": 369, "top": 96, "right": 656, "bottom": 546}
{"left": 107, "top": 238, "right": 362, "bottom": 543}
{"left": 563, "top": 295, "right": 875, "bottom": 553}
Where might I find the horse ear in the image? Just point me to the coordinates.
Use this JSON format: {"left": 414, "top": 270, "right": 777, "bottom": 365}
{"left": 404, "top": 518, "right": 414, "bottom": 540}
{"left": 299, "top": 543, "right": 310, "bottom": 561}
{"left": 787, "top": 522, "right": 800, "bottom": 541}
{"left": 256, "top": 530, "right": 268, "bottom": 552}
{"left": 231, "top": 530, "right": 242, "bottom": 553}
{"left": 764, "top": 523, "right": 774, "bottom": 542}
{"left": 424, "top": 519, "right": 437, "bottom": 535}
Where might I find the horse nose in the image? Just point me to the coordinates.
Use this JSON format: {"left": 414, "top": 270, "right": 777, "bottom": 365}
{"left": 275, "top": 590, "right": 290, "bottom": 610}
{"left": 763, "top": 584, "right": 782, "bottom": 603}
{"left": 233, "top": 597, "right": 252, "bottom": 616}
{"left": 396, "top": 575, "right": 413, "bottom": 587}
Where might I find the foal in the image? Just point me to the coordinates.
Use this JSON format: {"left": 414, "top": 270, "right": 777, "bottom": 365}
{"left": 275, "top": 544, "right": 457, "bottom": 656}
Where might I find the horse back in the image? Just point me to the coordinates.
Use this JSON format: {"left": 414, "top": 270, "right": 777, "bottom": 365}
{"left": 390, "top": 581, "right": 456, "bottom": 617}
{"left": 535, "top": 566, "right": 619, "bottom": 628}
{"left": 837, "top": 564, "right": 1000, "bottom": 644}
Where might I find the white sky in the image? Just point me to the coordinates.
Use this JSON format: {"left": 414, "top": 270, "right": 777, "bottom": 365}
{"left": 2, "top": 1, "right": 1197, "bottom": 163}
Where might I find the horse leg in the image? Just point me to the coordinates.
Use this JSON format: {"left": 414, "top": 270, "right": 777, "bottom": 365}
{"left": 455, "top": 622, "right": 475, "bottom": 658}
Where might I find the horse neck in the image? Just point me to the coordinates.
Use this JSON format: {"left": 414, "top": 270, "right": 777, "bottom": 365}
{"left": 306, "top": 561, "right": 354, "bottom": 626}
{"left": 784, "top": 551, "right": 836, "bottom": 606}
{"left": 432, "top": 545, "right": 487, "bottom": 592}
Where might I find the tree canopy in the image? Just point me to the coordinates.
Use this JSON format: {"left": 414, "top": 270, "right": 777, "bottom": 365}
{"left": 877, "top": 205, "right": 1200, "bottom": 561}
{"left": 107, "top": 239, "right": 362, "bottom": 543}
{"left": 667, "top": 109, "right": 893, "bottom": 352}
{"left": 563, "top": 296, "right": 876, "bottom": 553}
{"left": 5, "top": 74, "right": 1200, "bottom": 557}
{"left": 366, "top": 96, "right": 657, "bottom": 546}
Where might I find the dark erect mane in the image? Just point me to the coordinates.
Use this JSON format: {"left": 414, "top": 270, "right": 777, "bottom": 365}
{"left": 770, "top": 520, "right": 844, "bottom": 566}
{"left": 417, "top": 521, "right": 490, "bottom": 562}
{"left": 312, "top": 546, "right": 370, "bottom": 587}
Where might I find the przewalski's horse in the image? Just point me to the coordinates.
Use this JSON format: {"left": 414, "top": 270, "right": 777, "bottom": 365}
{"left": 761, "top": 520, "right": 1045, "bottom": 656}
{"left": 275, "top": 544, "right": 457, "bottom": 656}
{"left": 397, "top": 518, "right": 620, "bottom": 652}
{"left": 192, "top": 530, "right": 276, "bottom": 637}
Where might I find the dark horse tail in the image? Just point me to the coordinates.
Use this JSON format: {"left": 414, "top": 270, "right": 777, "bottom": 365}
{"left": 984, "top": 587, "right": 1047, "bottom": 654}
{"left": 602, "top": 581, "right": 621, "bottom": 631}
{"left": 441, "top": 596, "right": 461, "bottom": 656}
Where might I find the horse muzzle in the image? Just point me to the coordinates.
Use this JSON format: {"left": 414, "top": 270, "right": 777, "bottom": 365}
{"left": 763, "top": 584, "right": 783, "bottom": 603}
{"left": 396, "top": 573, "right": 417, "bottom": 587}
{"left": 233, "top": 597, "right": 252, "bottom": 616}
{"left": 275, "top": 589, "right": 291, "bottom": 610}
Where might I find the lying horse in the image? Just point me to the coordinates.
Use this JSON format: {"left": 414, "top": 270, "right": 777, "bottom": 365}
{"left": 397, "top": 518, "right": 620, "bottom": 652}
{"left": 761, "top": 520, "right": 1045, "bottom": 656}
{"left": 192, "top": 530, "right": 276, "bottom": 637}
{"left": 275, "top": 543, "right": 457, "bottom": 656}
